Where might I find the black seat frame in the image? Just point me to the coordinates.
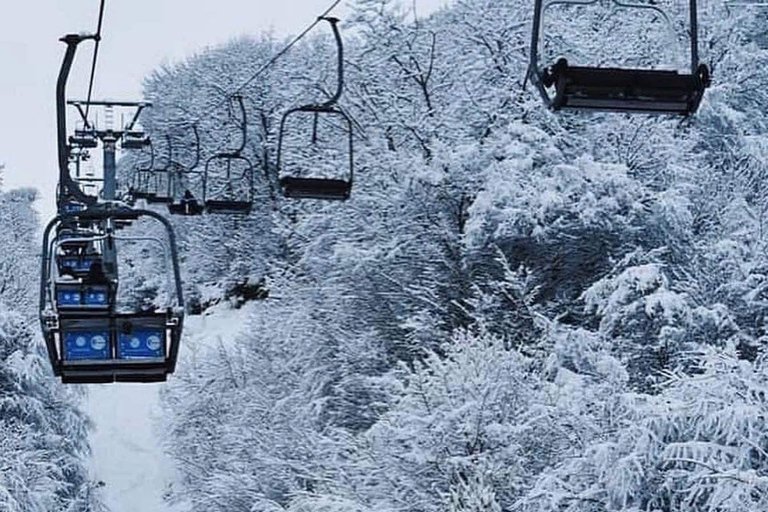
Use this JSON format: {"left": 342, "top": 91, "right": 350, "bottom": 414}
{"left": 40, "top": 208, "right": 184, "bottom": 384}
{"left": 528, "top": 0, "right": 709, "bottom": 115}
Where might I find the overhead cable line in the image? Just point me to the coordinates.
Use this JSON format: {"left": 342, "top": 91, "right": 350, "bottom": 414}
{"left": 84, "top": 0, "right": 107, "bottom": 125}
{"left": 183, "top": 0, "right": 343, "bottom": 130}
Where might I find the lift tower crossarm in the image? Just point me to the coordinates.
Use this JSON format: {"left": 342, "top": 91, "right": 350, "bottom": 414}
{"left": 67, "top": 100, "right": 152, "bottom": 133}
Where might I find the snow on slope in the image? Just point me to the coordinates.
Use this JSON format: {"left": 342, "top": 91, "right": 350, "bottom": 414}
{"left": 85, "top": 383, "right": 182, "bottom": 512}
{"left": 86, "top": 302, "right": 254, "bottom": 512}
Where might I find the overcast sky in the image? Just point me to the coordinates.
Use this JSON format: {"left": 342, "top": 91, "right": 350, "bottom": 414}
{"left": 0, "top": 0, "right": 449, "bottom": 221}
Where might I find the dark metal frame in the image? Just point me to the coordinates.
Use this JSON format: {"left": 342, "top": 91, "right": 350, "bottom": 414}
{"left": 276, "top": 17, "right": 354, "bottom": 200}
{"left": 202, "top": 94, "right": 255, "bottom": 213}
{"left": 143, "top": 134, "right": 175, "bottom": 204}
{"left": 40, "top": 208, "right": 185, "bottom": 383}
{"left": 527, "top": 0, "right": 707, "bottom": 113}
{"left": 58, "top": 34, "right": 99, "bottom": 207}
{"left": 168, "top": 124, "right": 205, "bottom": 215}
{"left": 130, "top": 137, "right": 157, "bottom": 199}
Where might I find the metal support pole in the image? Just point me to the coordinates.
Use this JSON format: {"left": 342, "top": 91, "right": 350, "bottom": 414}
{"left": 57, "top": 34, "right": 98, "bottom": 207}
{"left": 102, "top": 131, "right": 117, "bottom": 200}
{"left": 690, "top": 0, "right": 700, "bottom": 72}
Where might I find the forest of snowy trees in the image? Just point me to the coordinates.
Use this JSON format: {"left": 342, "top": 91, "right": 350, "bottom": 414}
{"left": 0, "top": 177, "right": 101, "bottom": 511}
{"left": 3, "top": 0, "right": 768, "bottom": 510}
{"left": 116, "top": 0, "right": 768, "bottom": 510}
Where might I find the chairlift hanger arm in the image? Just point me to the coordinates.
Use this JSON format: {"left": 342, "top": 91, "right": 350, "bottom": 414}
{"left": 297, "top": 17, "right": 345, "bottom": 111}
{"left": 136, "top": 138, "right": 155, "bottom": 172}
{"left": 689, "top": 0, "right": 700, "bottom": 71}
{"left": 57, "top": 34, "right": 99, "bottom": 206}
{"left": 189, "top": 124, "right": 201, "bottom": 169}
{"left": 158, "top": 134, "right": 174, "bottom": 171}
{"left": 168, "top": 123, "right": 202, "bottom": 170}
{"left": 125, "top": 103, "right": 150, "bottom": 131}
{"left": 320, "top": 17, "right": 344, "bottom": 108}
{"left": 217, "top": 94, "right": 248, "bottom": 156}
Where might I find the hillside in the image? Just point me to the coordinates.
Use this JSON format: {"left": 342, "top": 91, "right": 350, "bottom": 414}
{"left": 105, "top": 0, "right": 768, "bottom": 510}
{"left": 0, "top": 184, "right": 100, "bottom": 512}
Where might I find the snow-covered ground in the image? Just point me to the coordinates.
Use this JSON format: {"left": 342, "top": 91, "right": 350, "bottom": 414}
{"left": 85, "top": 383, "right": 180, "bottom": 512}
{"left": 85, "top": 303, "right": 252, "bottom": 512}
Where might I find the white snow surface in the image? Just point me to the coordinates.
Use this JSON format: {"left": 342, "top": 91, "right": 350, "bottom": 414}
{"left": 85, "top": 303, "right": 252, "bottom": 512}
{"left": 85, "top": 383, "right": 181, "bottom": 512}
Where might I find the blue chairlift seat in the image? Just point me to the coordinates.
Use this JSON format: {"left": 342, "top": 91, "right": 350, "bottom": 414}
{"left": 116, "top": 316, "right": 166, "bottom": 361}
{"left": 62, "top": 324, "right": 111, "bottom": 362}
{"left": 56, "top": 314, "right": 174, "bottom": 383}
{"left": 57, "top": 254, "right": 99, "bottom": 276}
{"left": 56, "top": 282, "right": 111, "bottom": 311}
{"left": 61, "top": 201, "right": 87, "bottom": 214}
{"left": 56, "top": 285, "right": 82, "bottom": 308}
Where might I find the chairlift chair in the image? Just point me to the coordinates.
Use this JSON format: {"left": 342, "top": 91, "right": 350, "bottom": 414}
{"left": 56, "top": 230, "right": 104, "bottom": 275}
{"left": 167, "top": 125, "right": 205, "bottom": 216}
{"left": 70, "top": 128, "right": 99, "bottom": 148}
{"left": 129, "top": 137, "right": 159, "bottom": 200}
{"left": 277, "top": 17, "right": 354, "bottom": 200}
{"left": 143, "top": 134, "right": 175, "bottom": 204}
{"left": 202, "top": 95, "right": 255, "bottom": 214}
{"left": 122, "top": 130, "right": 150, "bottom": 150}
{"left": 40, "top": 208, "right": 184, "bottom": 384}
{"left": 528, "top": 0, "right": 710, "bottom": 115}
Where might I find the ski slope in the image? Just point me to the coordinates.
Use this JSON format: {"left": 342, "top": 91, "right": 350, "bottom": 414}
{"left": 85, "top": 303, "right": 252, "bottom": 512}
{"left": 86, "top": 383, "right": 185, "bottom": 512}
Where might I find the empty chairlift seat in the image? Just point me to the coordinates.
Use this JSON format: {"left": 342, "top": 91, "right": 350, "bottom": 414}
{"left": 69, "top": 129, "right": 99, "bottom": 148}
{"left": 545, "top": 59, "right": 709, "bottom": 114}
{"left": 528, "top": 0, "right": 710, "bottom": 115}
{"left": 55, "top": 282, "right": 111, "bottom": 310}
{"left": 277, "top": 18, "right": 355, "bottom": 200}
{"left": 277, "top": 106, "right": 354, "bottom": 201}
{"left": 203, "top": 155, "right": 254, "bottom": 213}
{"left": 202, "top": 96, "right": 255, "bottom": 214}
{"left": 280, "top": 176, "right": 351, "bottom": 201}
{"left": 121, "top": 131, "right": 150, "bottom": 149}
